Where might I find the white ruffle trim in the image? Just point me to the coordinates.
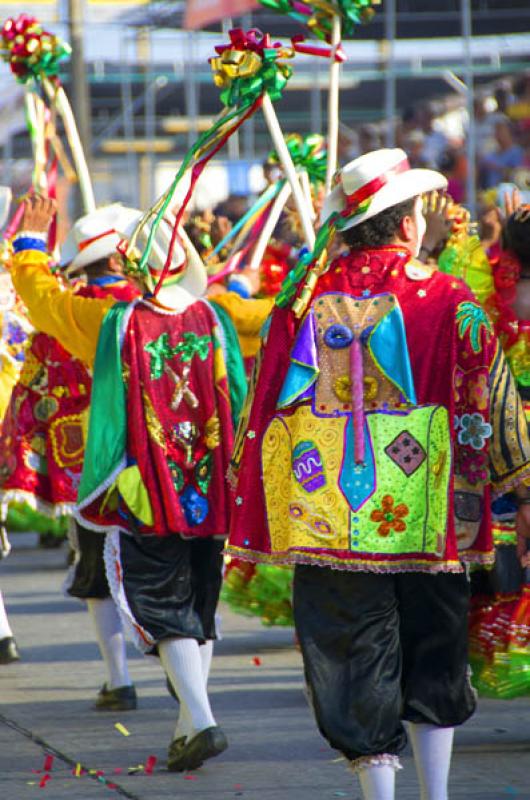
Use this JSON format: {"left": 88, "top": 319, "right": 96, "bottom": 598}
{"left": 1, "top": 490, "right": 75, "bottom": 519}
{"left": 349, "top": 754, "right": 402, "bottom": 775}
{"left": 103, "top": 529, "right": 156, "bottom": 655}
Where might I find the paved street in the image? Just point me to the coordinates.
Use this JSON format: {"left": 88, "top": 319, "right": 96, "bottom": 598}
{"left": 1, "top": 535, "right": 529, "bottom": 800}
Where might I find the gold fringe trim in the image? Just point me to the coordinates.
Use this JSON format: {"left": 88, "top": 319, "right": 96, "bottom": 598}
{"left": 224, "top": 545, "right": 464, "bottom": 574}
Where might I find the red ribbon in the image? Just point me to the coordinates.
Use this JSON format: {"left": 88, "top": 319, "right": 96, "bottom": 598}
{"left": 78, "top": 229, "right": 117, "bottom": 251}
{"left": 154, "top": 96, "right": 263, "bottom": 296}
{"left": 341, "top": 158, "right": 410, "bottom": 216}
{"left": 291, "top": 35, "right": 347, "bottom": 63}
{"left": 214, "top": 28, "right": 278, "bottom": 57}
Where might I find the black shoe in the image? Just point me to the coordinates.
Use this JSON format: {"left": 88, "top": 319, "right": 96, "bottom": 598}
{"left": 0, "top": 636, "right": 20, "bottom": 665}
{"left": 94, "top": 683, "right": 137, "bottom": 711}
{"left": 167, "top": 726, "right": 228, "bottom": 772}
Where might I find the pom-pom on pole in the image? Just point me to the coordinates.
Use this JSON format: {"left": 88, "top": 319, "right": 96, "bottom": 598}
{"left": 1, "top": 14, "right": 95, "bottom": 213}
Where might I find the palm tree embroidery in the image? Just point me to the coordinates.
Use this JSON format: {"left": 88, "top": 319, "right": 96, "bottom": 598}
{"left": 456, "top": 301, "right": 492, "bottom": 354}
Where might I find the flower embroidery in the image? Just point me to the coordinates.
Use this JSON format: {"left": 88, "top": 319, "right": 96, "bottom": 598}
{"left": 456, "top": 301, "right": 493, "bottom": 354}
{"left": 457, "top": 451, "right": 489, "bottom": 486}
{"left": 457, "top": 413, "right": 492, "bottom": 450}
{"left": 370, "top": 495, "right": 409, "bottom": 537}
{"left": 467, "top": 373, "right": 488, "bottom": 411}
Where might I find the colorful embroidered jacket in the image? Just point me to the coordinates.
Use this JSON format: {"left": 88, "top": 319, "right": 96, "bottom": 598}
{"left": 0, "top": 278, "right": 139, "bottom": 516}
{"left": 10, "top": 250, "right": 247, "bottom": 538}
{"left": 227, "top": 246, "right": 530, "bottom": 573}
{"left": 0, "top": 302, "right": 32, "bottom": 418}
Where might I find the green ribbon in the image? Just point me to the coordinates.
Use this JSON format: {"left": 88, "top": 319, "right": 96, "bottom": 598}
{"left": 78, "top": 302, "right": 130, "bottom": 507}
{"left": 268, "top": 133, "right": 327, "bottom": 185}
{"left": 219, "top": 49, "right": 292, "bottom": 109}
{"left": 257, "top": 0, "right": 378, "bottom": 41}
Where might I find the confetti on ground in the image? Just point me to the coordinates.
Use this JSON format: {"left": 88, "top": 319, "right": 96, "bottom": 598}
{"left": 115, "top": 723, "right": 130, "bottom": 737}
{"left": 144, "top": 755, "right": 157, "bottom": 775}
{"left": 184, "top": 774, "right": 198, "bottom": 780}
{"left": 252, "top": 656, "right": 262, "bottom": 666}
{"left": 113, "top": 767, "right": 123, "bottom": 774}
{"left": 43, "top": 755, "right": 54, "bottom": 772}
{"left": 73, "top": 763, "right": 83, "bottom": 777}
{"left": 333, "top": 793, "right": 348, "bottom": 797}
{"left": 39, "top": 773, "right": 51, "bottom": 788}
{"left": 234, "top": 785, "right": 243, "bottom": 790}
{"left": 128, "top": 764, "right": 145, "bottom": 775}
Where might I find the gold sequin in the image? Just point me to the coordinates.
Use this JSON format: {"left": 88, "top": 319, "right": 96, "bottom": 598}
{"left": 204, "top": 414, "right": 221, "bottom": 450}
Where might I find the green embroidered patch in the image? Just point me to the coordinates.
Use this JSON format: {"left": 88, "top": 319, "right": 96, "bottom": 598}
{"left": 168, "top": 459, "right": 184, "bottom": 493}
{"left": 195, "top": 452, "right": 213, "bottom": 495}
{"left": 144, "top": 331, "right": 212, "bottom": 380}
{"left": 456, "top": 301, "right": 492, "bottom": 354}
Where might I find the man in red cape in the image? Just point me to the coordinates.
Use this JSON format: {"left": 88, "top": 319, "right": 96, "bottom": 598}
{"left": 227, "top": 149, "right": 530, "bottom": 799}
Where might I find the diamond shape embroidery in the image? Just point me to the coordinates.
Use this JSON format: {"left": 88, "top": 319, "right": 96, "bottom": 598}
{"left": 384, "top": 430, "right": 426, "bottom": 476}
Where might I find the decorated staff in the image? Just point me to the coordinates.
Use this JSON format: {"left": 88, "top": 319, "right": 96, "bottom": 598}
{"left": 0, "top": 14, "right": 95, "bottom": 213}
{"left": 258, "top": 0, "right": 380, "bottom": 191}
{"left": 247, "top": 133, "right": 328, "bottom": 274}
{"left": 125, "top": 28, "right": 315, "bottom": 295}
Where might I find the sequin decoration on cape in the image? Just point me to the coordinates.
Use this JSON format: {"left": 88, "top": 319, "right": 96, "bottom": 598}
{"left": 227, "top": 247, "right": 529, "bottom": 574}
{"left": 466, "top": 243, "right": 530, "bottom": 699}
{"left": 77, "top": 298, "right": 236, "bottom": 538}
{"left": 0, "top": 279, "right": 139, "bottom": 519}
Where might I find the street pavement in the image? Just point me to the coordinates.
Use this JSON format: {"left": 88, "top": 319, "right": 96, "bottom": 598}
{"left": 1, "top": 535, "right": 529, "bottom": 800}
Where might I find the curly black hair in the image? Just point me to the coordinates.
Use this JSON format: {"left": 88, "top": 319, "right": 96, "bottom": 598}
{"left": 341, "top": 196, "right": 417, "bottom": 250}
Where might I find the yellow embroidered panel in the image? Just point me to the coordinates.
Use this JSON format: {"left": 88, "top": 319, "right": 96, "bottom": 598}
{"left": 262, "top": 404, "right": 451, "bottom": 559}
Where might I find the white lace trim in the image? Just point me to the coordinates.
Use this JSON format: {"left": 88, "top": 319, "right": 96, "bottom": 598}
{"left": 103, "top": 529, "right": 156, "bottom": 654}
{"left": 349, "top": 753, "right": 402, "bottom": 774}
{"left": 0, "top": 490, "right": 75, "bottom": 519}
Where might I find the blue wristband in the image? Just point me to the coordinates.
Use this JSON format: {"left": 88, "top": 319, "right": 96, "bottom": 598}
{"left": 227, "top": 276, "right": 251, "bottom": 299}
{"left": 12, "top": 237, "right": 48, "bottom": 254}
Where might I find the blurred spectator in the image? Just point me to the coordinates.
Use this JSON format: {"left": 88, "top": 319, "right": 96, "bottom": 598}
{"left": 494, "top": 86, "right": 511, "bottom": 116}
{"left": 480, "top": 119, "right": 524, "bottom": 188}
{"left": 404, "top": 130, "right": 428, "bottom": 168}
{"left": 396, "top": 106, "right": 419, "bottom": 151}
{"left": 213, "top": 194, "right": 249, "bottom": 224}
{"left": 474, "top": 96, "right": 506, "bottom": 157}
{"left": 507, "top": 75, "right": 530, "bottom": 124}
{"left": 417, "top": 104, "right": 449, "bottom": 169}
{"left": 439, "top": 148, "right": 467, "bottom": 204}
{"left": 337, "top": 125, "right": 359, "bottom": 164}
{"left": 508, "top": 74, "right": 530, "bottom": 151}
{"left": 358, "top": 124, "right": 381, "bottom": 155}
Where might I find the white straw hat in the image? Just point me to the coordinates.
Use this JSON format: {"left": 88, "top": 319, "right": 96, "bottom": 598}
{"left": 62, "top": 204, "right": 207, "bottom": 297}
{"left": 321, "top": 148, "right": 447, "bottom": 231}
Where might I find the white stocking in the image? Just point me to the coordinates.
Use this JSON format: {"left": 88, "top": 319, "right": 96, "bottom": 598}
{"left": 0, "top": 591, "right": 13, "bottom": 639}
{"left": 86, "top": 598, "right": 131, "bottom": 689}
{"left": 200, "top": 640, "right": 213, "bottom": 686}
{"left": 358, "top": 764, "right": 396, "bottom": 800}
{"left": 407, "top": 723, "right": 454, "bottom": 800}
{"left": 159, "top": 637, "right": 216, "bottom": 742}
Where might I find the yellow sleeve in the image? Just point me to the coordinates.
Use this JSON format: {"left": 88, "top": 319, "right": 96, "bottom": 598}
{"left": 213, "top": 291, "right": 274, "bottom": 359}
{"left": 10, "top": 250, "right": 115, "bottom": 367}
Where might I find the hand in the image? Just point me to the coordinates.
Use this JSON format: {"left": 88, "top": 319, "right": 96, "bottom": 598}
{"left": 19, "top": 194, "right": 57, "bottom": 235}
{"left": 503, "top": 187, "right": 522, "bottom": 218}
{"left": 515, "top": 502, "right": 530, "bottom": 567}
{"left": 422, "top": 191, "right": 451, "bottom": 253}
